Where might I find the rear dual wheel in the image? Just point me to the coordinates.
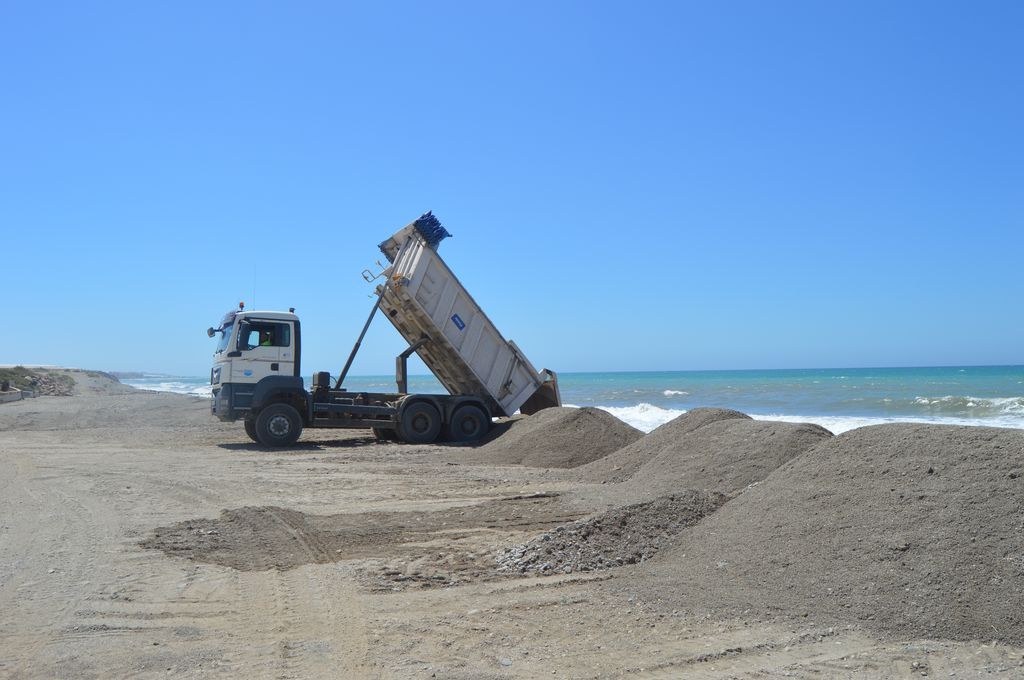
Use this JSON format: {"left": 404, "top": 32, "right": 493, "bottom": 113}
{"left": 445, "top": 404, "right": 490, "bottom": 443}
{"left": 397, "top": 401, "right": 442, "bottom": 444}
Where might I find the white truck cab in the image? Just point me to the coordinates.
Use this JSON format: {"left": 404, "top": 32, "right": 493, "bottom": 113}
{"left": 208, "top": 306, "right": 303, "bottom": 426}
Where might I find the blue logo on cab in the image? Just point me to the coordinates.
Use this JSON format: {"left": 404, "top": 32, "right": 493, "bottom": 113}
{"left": 451, "top": 314, "right": 466, "bottom": 330}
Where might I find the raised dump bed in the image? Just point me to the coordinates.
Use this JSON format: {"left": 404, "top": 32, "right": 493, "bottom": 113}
{"left": 377, "top": 216, "right": 559, "bottom": 418}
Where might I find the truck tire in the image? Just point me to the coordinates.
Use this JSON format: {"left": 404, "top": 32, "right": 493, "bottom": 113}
{"left": 397, "top": 401, "right": 441, "bottom": 444}
{"left": 244, "top": 417, "right": 260, "bottom": 443}
{"left": 445, "top": 404, "right": 490, "bottom": 443}
{"left": 255, "top": 403, "right": 303, "bottom": 447}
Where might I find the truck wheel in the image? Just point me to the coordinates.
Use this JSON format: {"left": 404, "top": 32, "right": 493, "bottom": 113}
{"left": 255, "top": 403, "right": 303, "bottom": 447}
{"left": 397, "top": 402, "right": 441, "bottom": 444}
{"left": 446, "top": 404, "right": 490, "bottom": 443}
{"left": 244, "top": 417, "right": 259, "bottom": 442}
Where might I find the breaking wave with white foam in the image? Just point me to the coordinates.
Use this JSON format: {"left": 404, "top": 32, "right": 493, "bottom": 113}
{"left": 579, "top": 402, "right": 1024, "bottom": 435}
{"left": 911, "top": 395, "right": 1024, "bottom": 416}
{"left": 122, "top": 376, "right": 213, "bottom": 397}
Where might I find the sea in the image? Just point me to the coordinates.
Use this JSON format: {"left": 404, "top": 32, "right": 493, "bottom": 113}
{"left": 122, "top": 365, "right": 1024, "bottom": 435}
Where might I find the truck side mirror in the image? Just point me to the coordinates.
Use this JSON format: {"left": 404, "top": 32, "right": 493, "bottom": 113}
{"left": 207, "top": 327, "right": 216, "bottom": 338}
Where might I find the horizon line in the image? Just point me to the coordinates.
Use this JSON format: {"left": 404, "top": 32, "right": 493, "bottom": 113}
{"left": 105, "top": 363, "right": 1024, "bottom": 379}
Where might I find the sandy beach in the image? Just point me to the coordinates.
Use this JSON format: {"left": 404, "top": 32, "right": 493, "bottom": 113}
{"left": 2, "top": 370, "right": 1023, "bottom": 678}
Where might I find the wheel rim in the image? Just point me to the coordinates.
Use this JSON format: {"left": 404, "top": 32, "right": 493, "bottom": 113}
{"left": 400, "top": 403, "right": 440, "bottom": 443}
{"left": 459, "top": 416, "right": 478, "bottom": 435}
{"left": 268, "top": 414, "right": 291, "bottom": 437}
{"left": 411, "top": 414, "right": 430, "bottom": 434}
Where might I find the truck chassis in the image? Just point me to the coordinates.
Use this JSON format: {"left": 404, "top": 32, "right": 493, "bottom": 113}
{"left": 222, "top": 370, "right": 493, "bottom": 447}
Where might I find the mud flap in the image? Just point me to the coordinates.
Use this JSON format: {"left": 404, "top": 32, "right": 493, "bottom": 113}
{"left": 519, "top": 369, "right": 561, "bottom": 416}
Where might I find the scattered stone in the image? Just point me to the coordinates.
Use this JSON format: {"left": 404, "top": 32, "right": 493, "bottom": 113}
{"left": 497, "top": 490, "right": 725, "bottom": 575}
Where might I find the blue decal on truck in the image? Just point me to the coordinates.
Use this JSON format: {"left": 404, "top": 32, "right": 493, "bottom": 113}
{"left": 451, "top": 314, "right": 466, "bottom": 330}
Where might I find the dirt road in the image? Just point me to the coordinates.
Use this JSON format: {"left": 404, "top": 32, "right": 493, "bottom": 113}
{"left": 1, "top": 375, "right": 1022, "bottom": 678}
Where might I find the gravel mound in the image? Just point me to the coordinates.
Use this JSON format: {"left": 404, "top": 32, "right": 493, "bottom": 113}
{"left": 458, "top": 407, "right": 643, "bottom": 468}
{"left": 497, "top": 490, "right": 725, "bottom": 575}
{"left": 618, "top": 418, "right": 832, "bottom": 498}
{"left": 576, "top": 408, "right": 752, "bottom": 483}
{"left": 572, "top": 418, "right": 832, "bottom": 512}
{"left": 635, "top": 424, "right": 1024, "bottom": 643}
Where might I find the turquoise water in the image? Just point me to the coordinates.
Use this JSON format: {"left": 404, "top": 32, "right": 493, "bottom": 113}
{"left": 124, "top": 365, "right": 1024, "bottom": 434}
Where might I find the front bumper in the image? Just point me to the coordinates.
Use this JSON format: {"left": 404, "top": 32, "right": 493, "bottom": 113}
{"left": 211, "top": 382, "right": 257, "bottom": 421}
{"left": 211, "top": 385, "right": 231, "bottom": 421}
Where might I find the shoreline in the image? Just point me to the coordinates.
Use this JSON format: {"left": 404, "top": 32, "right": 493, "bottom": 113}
{"left": 117, "top": 373, "right": 1024, "bottom": 435}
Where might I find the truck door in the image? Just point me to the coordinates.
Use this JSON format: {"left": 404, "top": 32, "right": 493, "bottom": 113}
{"left": 235, "top": 320, "right": 294, "bottom": 382}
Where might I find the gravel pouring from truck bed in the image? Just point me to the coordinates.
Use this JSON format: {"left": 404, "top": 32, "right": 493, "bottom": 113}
{"left": 496, "top": 490, "right": 726, "bottom": 575}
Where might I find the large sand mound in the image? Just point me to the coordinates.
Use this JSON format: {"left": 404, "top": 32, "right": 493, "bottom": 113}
{"left": 455, "top": 407, "right": 643, "bottom": 469}
{"left": 635, "top": 423, "right": 1024, "bottom": 643}
{"left": 572, "top": 417, "right": 832, "bottom": 512}
{"left": 575, "top": 408, "right": 753, "bottom": 483}
{"left": 620, "top": 418, "right": 832, "bottom": 498}
{"left": 531, "top": 414, "right": 831, "bottom": 576}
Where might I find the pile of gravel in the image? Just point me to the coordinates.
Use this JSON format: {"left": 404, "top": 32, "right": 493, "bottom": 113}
{"left": 496, "top": 490, "right": 725, "bottom": 575}
{"left": 575, "top": 408, "right": 753, "bottom": 483}
{"left": 615, "top": 418, "right": 833, "bottom": 500}
{"left": 634, "top": 423, "right": 1024, "bottom": 643}
{"left": 458, "top": 406, "right": 643, "bottom": 469}
{"left": 570, "top": 417, "right": 832, "bottom": 514}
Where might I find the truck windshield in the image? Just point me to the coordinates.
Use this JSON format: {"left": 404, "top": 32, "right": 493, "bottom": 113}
{"left": 215, "top": 324, "right": 234, "bottom": 354}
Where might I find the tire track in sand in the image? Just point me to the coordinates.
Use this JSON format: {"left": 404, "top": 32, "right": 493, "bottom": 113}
{"left": 217, "top": 563, "right": 370, "bottom": 678}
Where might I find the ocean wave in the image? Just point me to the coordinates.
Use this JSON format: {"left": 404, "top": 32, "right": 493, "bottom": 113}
{"left": 751, "top": 413, "right": 1024, "bottom": 435}
{"left": 663, "top": 389, "right": 688, "bottom": 397}
{"left": 567, "top": 402, "right": 685, "bottom": 433}
{"left": 123, "top": 379, "right": 212, "bottom": 398}
{"left": 911, "top": 395, "right": 1024, "bottom": 415}
{"left": 570, "top": 402, "right": 1024, "bottom": 436}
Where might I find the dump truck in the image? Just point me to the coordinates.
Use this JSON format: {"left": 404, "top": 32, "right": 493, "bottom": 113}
{"left": 207, "top": 212, "right": 560, "bottom": 446}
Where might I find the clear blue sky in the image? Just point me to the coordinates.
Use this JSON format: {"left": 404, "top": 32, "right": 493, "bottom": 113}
{"left": 2, "top": 1, "right": 1021, "bottom": 376}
